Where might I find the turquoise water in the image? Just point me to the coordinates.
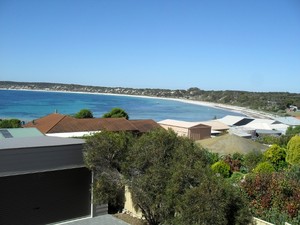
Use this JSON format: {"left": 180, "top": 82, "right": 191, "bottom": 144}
{"left": 0, "top": 89, "right": 243, "bottom": 122}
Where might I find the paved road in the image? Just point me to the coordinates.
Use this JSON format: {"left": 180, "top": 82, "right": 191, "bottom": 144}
{"left": 57, "top": 215, "right": 130, "bottom": 225}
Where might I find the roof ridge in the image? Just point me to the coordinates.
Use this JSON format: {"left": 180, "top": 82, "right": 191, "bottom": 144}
{"left": 46, "top": 114, "right": 70, "bottom": 133}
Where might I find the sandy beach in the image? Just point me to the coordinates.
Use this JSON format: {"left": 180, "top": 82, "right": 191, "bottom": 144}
{"left": 1, "top": 88, "right": 275, "bottom": 120}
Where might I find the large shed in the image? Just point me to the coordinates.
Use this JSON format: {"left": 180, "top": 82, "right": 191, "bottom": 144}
{"left": 158, "top": 119, "right": 211, "bottom": 140}
{"left": 0, "top": 135, "right": 105, "bottom": 225}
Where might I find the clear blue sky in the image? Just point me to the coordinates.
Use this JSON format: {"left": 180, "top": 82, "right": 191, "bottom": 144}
{"left": 0, "top": 0, "right": 299, "bottom": 93}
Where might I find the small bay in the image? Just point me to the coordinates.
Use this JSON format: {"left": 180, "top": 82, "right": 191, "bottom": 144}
{"left": 0, "top": 89, "right": 243, "bottom": 122}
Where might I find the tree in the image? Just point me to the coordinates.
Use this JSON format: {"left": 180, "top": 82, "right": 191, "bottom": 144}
{"left": 126, "top": 129, "right": 251, "bottom": 225}
{"left": 83, "top": 131, "right": 133, "bottom": 212}
{"left": 102, "top": 107, "right": 129, "bottom": 119}
{"left": 0, "top": 119, "right": 21, "bottom": 128}
{"left": 74, "top": 109, "right": 93, "bottom": 118}
{"left": 84, "top": 129, "right": 252, "bottom": 224}
{"left": 286, "top": 135, "right": 300, "bottom": 166}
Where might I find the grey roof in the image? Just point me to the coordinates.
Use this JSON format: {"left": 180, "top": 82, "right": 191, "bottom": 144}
{"left": 217, "top": 115, "right": 253, "bottom": 126}
{"left": 61, "top": 215, "right": 130, "bottom": 225}
{"left": 274, "top": 117, "right": 300, "bottom": 126}
{"left": 0, "top": 136, "right": 85, "bottom": 150}
{"left": 256, "top": 129, "right": 282, "bottom": 135}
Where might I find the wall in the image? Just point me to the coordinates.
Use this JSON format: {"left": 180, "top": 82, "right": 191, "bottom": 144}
{"left": 123, "top": 186, "right": 143, "bottom": 219}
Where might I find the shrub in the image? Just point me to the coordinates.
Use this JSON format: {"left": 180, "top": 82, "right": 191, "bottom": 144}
{"left": 286, "top": 135, "right": 300, "bottom": 166}
{"left": 253, "top": 162, "right": 275, "bottom": 174}
{"left": 211, "top": 161, "right": 231, "bottom": 178}
{"left": 228, "top": 172, "right": 244, "bottom": 185}
{"left": 243, "top": 150, "right": 263, "bottom": 172}
{"left": 263, "top": 144, "right": 287, "bottom": 171}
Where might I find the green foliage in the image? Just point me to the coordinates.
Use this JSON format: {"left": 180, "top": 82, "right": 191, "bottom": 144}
{"left": 263, "top": 144, "right": 287, "bottom": 171}
{"left": 253, "top": 162, "right": 275, "bottom": 174}
{"left": 0, "top": 119, "right": 21, "bottom": 128}
{"left": 211, "top": 161, "right": 231, "bottom": 178}
{"left": 243, "top": 150, "right": 263, "bottom": 172}
{"left": 242, "top": 172, "right": 300, "bottom": 222}
{"left": 223, "top": 154, "right": 242, "bottom": 173}
{"left": 286, "top": 135, "right": 300, "bottom": 166}
{"left": 74, "top": 109, "right": 93, "bottom": 118}
{"left": 102, "top": 107, "right": 129, "bottom": 119}
{"left": 227, "top": 172, "right": 245, "bottom": 185}
{"left": 203, "top": 149, "right": 220, "bottom": 165}
{"left": 173, "top": 175, "right": 252, "bottom": 225}
{"left": 83, "top": 131, "right": 133, "bottom": 211}
{"left": 84, "top": 129, "right": 252, "bottom": 225}
{"left": 286, "top": 126, "right": 300, "bottom": 136}
{"left": 258, "top": 135, "right": 291, "bottom": 147}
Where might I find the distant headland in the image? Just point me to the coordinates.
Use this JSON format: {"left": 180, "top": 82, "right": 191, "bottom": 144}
{"left": 1, "top": 81, "right": 299, "bottom": 117}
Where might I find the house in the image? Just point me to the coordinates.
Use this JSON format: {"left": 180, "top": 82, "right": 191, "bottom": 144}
{"left": 23, "top": 113, "right": 161, "bottom": 137}
{"left": 158, "top": 119, "right": 211, "bottom": 140}
{"left": 130, "top": 119, "right": 161, "bottom": 133}
{"left": 0, "top": 129, "right": 106, "bottom": 225}
{"left": 199, "top": 120, "right": 229, "bottom": 136}
{"left": 274, "top": 116, "right": 300, "bottom": 126}
{"left": 218, "top": 115, "right": 254, "bottom": 127}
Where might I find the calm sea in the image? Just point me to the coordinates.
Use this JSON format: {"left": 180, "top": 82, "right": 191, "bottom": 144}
{"left": 0, "top": 89, "right": 243, "bottom": 122}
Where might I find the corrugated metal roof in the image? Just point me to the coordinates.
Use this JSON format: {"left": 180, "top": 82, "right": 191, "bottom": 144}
{"left": 0, "top": 136, "right": 85, "bottom": 150}
{"left": 158, "top": 119, "right": 203, "bottom": 129}
{"left": 274, "top": 117, "right": 300, "bottom": 126}
{"left": 199, "top": 120, "right": 229, "bottom": 131}
{"left": 217, "top": 115, "right": 251, "bottom": 126}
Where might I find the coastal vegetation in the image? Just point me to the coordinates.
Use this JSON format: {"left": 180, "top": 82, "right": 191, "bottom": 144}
{"left": 0, "top": 119, "right": 22, "bottom": 128}
{"left": 84, "top": 129, "right": 252, "bottom": 225}
{"left": 103, "top": 107, "right": 129, "bottom": 120}
{"left": 1, "top": 81, "right": 299, "bottom": 115}
{"left": 74, "top": 109, "right": 94, "bottom": 118}
{"left": 208, "top": 136, "right": 300, "bottom": 224}
{"left": 84, "top": 129, "right": 300, "bottom": 224}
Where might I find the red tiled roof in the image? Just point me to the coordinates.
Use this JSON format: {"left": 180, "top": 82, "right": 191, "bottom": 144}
{"left": 130, "top": 119, "right": 161, "bottom": 133}
{"left": 24, "top": 113, "right": 159, "bottom": 134}
{"left": 23, "top": 113, "right": 66, "bottom": 133}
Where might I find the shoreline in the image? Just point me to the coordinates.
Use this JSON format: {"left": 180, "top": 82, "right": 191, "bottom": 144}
{"left": 0, "top": 88, "right": 275, "bottom": 119}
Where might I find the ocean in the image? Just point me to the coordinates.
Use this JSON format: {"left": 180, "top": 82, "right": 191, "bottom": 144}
{"left": 0, "top": 89, "right": 243, "bottom": 122}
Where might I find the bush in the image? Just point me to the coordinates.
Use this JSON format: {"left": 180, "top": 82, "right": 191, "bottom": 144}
{"left": 253, "top": 162, "right": 275, "bottom": 174}
{"left": 243, "top": 150, "right": 263, "bottom": 172}
{"left": 211, "top": 161, "right": 231, "bottom": 178}
{"left": 228, "top": 172, "right": 244, "bottom": 185}
{"left": 0, "top": 119, "right": 21, "bottom": 128}
{"left": 286, "top": 135, "right": 300, "bottom": 166}
{"left": 263, "top": 144, "right": 287, "bottom": 171}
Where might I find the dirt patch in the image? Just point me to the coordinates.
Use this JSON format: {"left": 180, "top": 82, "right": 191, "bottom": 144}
{"left": 114, "top": 213, "right": 148, "bottom": 225}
